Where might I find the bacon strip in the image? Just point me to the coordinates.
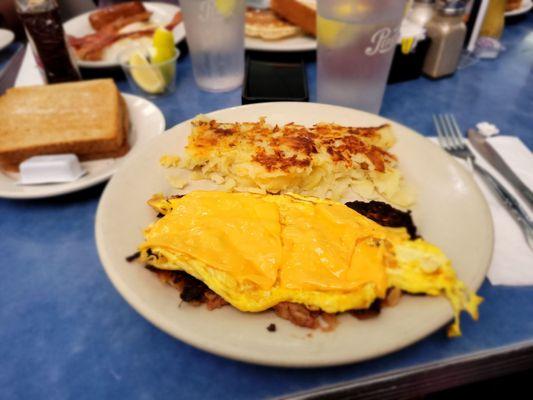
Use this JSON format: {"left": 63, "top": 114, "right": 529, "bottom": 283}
{"left": 70, "top": 32, "right": 119, "bottom": 61}
{"left": 68, "top": 11, "right": 182, "bottom": 61}
{"left": 89, "top": 1, "right": 147, "bottom": 31}
{"left": 98, "top": 11, "right": 153, "bottom": 35}
{"left": 165, "top": 11, "right": 183, "bottom": 31}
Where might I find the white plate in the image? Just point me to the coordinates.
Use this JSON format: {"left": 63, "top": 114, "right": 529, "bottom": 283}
{"left": 95, "top": 102, "right": 493, "bottom": 367}
{"left": 0, "top": 29, "right": 15, "bottom": 52}
{"left": 505, "top": 0, "right": 533, "bottom": 16}
{"left": 0, "top": 94, "right": 165, "bottom": 199}
{"left": 64, "top": 2, "right": 185, "bottom": 68}
{"left": 245, "top": 34, "right": 316, "bottom": 52}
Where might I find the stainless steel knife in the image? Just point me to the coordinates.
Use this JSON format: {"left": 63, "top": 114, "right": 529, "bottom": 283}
{"left": 468, "top": 129, "right": 533, "bottom": 209}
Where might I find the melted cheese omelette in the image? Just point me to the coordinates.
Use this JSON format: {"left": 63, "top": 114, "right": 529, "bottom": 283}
{"left": 164, "top": 118, "right": 414, "bottom": 208}
{"left": 138, "top": 191, "right": 482, "bottom": 336}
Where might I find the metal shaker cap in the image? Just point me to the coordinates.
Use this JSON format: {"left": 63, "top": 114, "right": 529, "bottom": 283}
{"left": 436, "top": 0, "right": 467, "bottom": 16}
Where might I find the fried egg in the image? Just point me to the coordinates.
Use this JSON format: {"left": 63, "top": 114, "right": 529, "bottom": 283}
{"left": 138, "top": 191, "right": 482, "bottom": 336}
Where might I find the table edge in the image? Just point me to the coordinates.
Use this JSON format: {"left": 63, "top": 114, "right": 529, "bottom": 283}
{"left": 280, "top": 340, "right": 533, "bottom": 400}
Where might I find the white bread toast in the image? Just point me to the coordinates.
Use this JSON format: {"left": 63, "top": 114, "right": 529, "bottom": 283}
{"left": 271, "top": 0, "right": 316, "bottom": 37}
{"left": 0, "top": 79, "right": 129, "bottom": 169}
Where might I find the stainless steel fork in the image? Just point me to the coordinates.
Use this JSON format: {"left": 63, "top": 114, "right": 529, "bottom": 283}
{"left": 434, "top": 113, "right": 533, "bottom": 250}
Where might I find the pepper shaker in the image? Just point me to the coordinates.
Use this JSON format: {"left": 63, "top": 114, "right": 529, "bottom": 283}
{"left": 422, "top": 0, "right": 467, "bottom": 79}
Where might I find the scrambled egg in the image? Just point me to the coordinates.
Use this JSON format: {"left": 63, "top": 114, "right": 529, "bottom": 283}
{"left": 163, "top": 117, "right": 414, "bottom": 208}
{"left": 138, "top": 191, "right": 481, "bottom": 336}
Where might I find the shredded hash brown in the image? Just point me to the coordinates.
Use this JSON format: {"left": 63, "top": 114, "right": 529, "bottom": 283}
{"left": 172, "top": 117, "right": 413, "bottom": 206}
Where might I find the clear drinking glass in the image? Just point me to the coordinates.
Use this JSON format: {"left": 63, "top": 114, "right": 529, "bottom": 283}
{"left": 317, "top": 0, "right": 408, "bottom": 114}
{"left": 119, "top": 49, "right": 179, "bottom": 98}
{"left": 179, "top": 0, "right": 245, "bottom": 92}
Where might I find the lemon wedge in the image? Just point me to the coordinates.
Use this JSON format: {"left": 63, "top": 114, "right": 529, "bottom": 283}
{"left": 317, "top": 15, "right": 358, "bottom": 48}
{"left": 129, "top": 51, "right": 165, "bottom": 94}
{"left": 333, "top": 2, "right": 370, "bottom": 18}
{"left": 151, "top": 27, "right": 177, "bottom": 84}
{"left": 318, "top": 16, "right": 345, "bottom": 48}
{"left": 333, "top": 2, "right": 355, "bottom": 16}
{"left": 215, "top": 0, "right": 237, "bottom": 17}
{"left": 152, "top": 27, "right": 176, "bottom": 63}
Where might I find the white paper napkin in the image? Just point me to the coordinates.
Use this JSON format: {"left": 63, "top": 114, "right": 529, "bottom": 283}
{"left": 432, "top": 136, "right": 533, "bottom": 286}
{"left": 14, "top": 47, "right": 45, "bottom": 87}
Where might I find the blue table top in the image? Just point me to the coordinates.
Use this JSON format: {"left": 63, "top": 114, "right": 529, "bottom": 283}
{"left": 1, "top": 13, "right": 532, "bottom": 400}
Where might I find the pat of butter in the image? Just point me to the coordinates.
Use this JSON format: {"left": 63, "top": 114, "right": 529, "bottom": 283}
{"left": 18, "top": 154, "right": 87, "bottom": 185}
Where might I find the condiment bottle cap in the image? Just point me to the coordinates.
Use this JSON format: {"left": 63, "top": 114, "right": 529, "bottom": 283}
{"left": 436, "top": 0, "right": 466, "bottom": 16}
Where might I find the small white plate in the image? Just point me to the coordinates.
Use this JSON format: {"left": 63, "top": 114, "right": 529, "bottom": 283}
{"left": 64, "top": 2, "right": 185, "bottom": 68}
{"left": 95, "top": 102, "right": 493, "bottom": 367}
{"left": 245, "top": 34, "right": 316, "bottom": 52}
{"left": 0, "top": 94, "right": 165, "bottom": 199}
{"left": 505, "top": 0, "right": 533, "bottom": 16}
{"left": 0, "top": 29, "right": 15, "bottom": 52}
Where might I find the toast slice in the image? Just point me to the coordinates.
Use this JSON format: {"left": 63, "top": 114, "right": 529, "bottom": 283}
{"left": 80, "top": 93, "right": 130, "bottom": 161}
{"left": 271, "top": 0, "right": 316, "bottom": 37}
{"left": 0, "top": 79, "right": 129, "bottom": 167}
